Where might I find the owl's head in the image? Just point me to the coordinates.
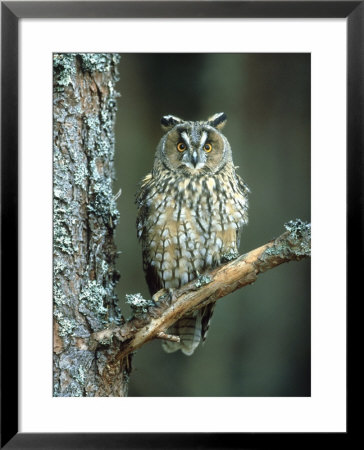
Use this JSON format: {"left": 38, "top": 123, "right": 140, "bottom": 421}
{"left": 155, "top": 112, "right": 232, "bottom": 174}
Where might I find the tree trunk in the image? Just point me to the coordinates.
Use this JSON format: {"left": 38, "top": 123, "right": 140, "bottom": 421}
{"left": 53, "top": 53, "right": 131, "bottom": 397}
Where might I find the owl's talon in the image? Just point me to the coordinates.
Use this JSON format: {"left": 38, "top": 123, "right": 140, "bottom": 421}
{"left": 152, "top": 288, "right": 174, "bottom": 305}
{"left": 165, "top": 288, "right": 175, "bottom": 304}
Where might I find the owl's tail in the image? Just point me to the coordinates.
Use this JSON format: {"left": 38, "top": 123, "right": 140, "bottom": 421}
{"left": 162, "top": 304, "right": 215, "bottom": 355}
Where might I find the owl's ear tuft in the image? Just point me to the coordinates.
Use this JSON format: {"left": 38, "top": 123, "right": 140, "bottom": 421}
{"left": 208, "top": 112, "right": 227, "bottom": 130}
{"left": 161, "top": 115, "right": 183, "bottom": 131}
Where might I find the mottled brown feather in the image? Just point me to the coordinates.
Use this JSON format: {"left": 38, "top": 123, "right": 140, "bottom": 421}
{"left": 136, "top": 114, "right": 249, "bottom": 355}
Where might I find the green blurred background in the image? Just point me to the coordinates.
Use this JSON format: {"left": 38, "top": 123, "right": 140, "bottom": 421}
{"left": 114, "top": 54, "right": 310, "bottom": 396}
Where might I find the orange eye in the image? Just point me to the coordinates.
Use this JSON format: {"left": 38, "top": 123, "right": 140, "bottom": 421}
{"left": 177, "top": 142, "right": 186, "bottom": 152}
{"left": 204, "top": 143, "right": 212, "bottom": 153}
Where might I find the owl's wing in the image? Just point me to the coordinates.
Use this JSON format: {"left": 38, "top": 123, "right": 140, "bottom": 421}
{"left": 143, "top": 258, "right": 163, "bottom": 297}
{"left": 235, "top": 173, "right": 250, "bottom": 249}
{"left": 235, "top": 172, "right": 250, "bottom": 197}
{"left": 136, "top": 173, "right": 163, "bottom": 296}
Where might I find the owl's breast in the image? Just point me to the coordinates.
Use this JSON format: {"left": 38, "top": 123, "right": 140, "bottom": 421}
{"left": 139, "top": 173, "right": 248, "bottom": 289}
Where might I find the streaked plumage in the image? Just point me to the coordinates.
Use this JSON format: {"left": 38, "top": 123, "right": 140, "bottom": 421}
{"left": 136, "top": 113, "right": 249, "bottom": 355}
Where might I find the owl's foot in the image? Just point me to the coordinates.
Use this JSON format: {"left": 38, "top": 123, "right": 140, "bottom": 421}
{"left": 221, "top": 250, "right": 240, "bottom": 262}
{"left": 152, "top": 287, "right": 175, "bottom": 305}
{"left": 194, "top": 272, "right": 213, "bottom": 289}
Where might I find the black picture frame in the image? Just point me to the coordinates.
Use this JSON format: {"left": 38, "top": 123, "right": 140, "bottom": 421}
{"left": 1, "top": 1, "right": 359, "bottom": 448}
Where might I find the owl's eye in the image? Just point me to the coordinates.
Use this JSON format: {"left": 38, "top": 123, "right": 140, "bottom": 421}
{"left": 177, "top": 142, "right": 186, "bottom": 152}
{"left": 204, "top": 143, "right": 212, "bottom": 153}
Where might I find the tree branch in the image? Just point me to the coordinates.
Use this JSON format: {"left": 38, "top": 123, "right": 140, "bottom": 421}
{"left": 89, "top": 219, "right": 310, "bottom": 361}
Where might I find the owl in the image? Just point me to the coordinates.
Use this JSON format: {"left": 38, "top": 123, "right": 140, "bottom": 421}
{"left": 136, "top": 113, "right": 249, "bottom": 355}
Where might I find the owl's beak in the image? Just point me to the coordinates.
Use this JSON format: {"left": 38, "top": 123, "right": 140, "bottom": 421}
{"left": 191, "top": 151, "right": 199, "bottom": 168}
{"left": 182, "top": 149, "right": 204, "bottom": 170}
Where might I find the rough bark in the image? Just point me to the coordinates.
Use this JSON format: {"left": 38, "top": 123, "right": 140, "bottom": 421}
{"left": 53, "top": 53, "right": 131, "bottom": 397}
{"left": 90, "top": 220, "right": 311, "bottom": 362}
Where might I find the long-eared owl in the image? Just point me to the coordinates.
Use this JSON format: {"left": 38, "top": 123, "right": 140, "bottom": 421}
{"left": 136, "top": 113, "right": 249, "bottom": 355}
